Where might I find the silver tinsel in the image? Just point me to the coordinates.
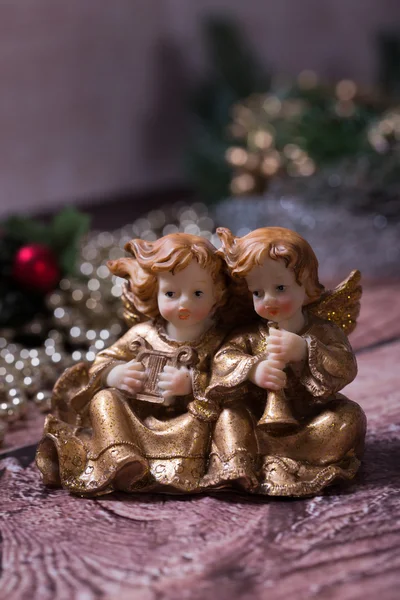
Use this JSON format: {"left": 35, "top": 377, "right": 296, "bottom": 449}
{"left": 214, "top": 195, "right": 400, "bottom": 280}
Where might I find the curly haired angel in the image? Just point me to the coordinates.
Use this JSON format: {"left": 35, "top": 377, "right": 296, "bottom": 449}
{"left": 204, "top": 227, "right": 367, "bottom": 496}
{"left": 36, "top": 233, "right": 234, "bottom": 496}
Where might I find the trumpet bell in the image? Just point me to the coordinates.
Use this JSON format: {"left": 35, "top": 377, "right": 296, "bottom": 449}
{"left": 257, "top": 390, "right": 299, "bottom": 433}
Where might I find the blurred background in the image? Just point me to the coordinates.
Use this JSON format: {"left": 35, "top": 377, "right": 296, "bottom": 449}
{"left": 1, "top": 0, "right": 400, "bottom": 439}
{"left": 0, "top": 0, "right": 399, "bottom": 216}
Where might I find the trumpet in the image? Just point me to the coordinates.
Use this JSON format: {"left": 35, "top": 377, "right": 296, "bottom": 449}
{"left": 257, "top": 321, "right": 299, "bottom": 433}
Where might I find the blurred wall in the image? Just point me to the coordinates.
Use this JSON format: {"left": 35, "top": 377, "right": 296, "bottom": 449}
{"left": 0, "top": 1, "right": 183, "bottom": 217}
{"left": 1, "top": 0, "right": 399, "bottom": 217}
{"left": 169, "top": 0, "right": 400, "bottom": 82}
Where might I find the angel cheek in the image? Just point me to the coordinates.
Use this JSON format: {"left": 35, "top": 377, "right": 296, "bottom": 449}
{"left": 256, "top": 298, "right": 299, "bottom": 320}
{"left": 276, "top": 298, "right": 296, "bottom": 316}
{"left": 158, "top": 301, "right": 178, "bottom": 323}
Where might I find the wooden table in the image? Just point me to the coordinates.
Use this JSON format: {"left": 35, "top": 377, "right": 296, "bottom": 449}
{"left": 1, "top": 282, "right": 400, "bottom": 600}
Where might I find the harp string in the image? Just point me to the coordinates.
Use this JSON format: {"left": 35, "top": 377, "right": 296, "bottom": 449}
{"left": 145, "top": 354, "right": 168, "bottom": 394}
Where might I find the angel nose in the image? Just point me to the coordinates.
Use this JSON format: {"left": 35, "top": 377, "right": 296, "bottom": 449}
{"left": 179, "top": 295, "right": 190, "bottom": 308}
{"left": 264, "top": 293, "right": 277, "bottom": 305}
{"left": 265, "top": 297, "right": 279, "bottom": 306}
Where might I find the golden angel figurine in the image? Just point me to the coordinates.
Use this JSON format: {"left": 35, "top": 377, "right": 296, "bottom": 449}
{"left": 36, "top": 233, "right": 234, "bottom": 496}
{"left": 204, "top": 227, "right": 366, "bottom": 496}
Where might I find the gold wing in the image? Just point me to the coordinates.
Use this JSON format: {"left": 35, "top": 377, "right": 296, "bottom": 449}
{"left": 307, "top": 270, "right": 362, "bottom": 335}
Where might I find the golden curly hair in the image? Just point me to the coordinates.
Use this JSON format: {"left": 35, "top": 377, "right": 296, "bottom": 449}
{"left": 217, "top": 226, "right": 325, "bottom": 304}
{"left": 108, "top": 233, "right": 230, "bottom": 319}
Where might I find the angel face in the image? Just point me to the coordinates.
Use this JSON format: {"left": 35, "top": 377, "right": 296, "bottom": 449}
{"left": 246, "top": 257, "right": 307, "bottom": 323}
{"left": 157, "top": 260, "right": 217, "bottom": 330}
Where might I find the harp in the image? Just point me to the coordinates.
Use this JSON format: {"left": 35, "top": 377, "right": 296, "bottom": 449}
{"left": 129, "top": 337, "right": 198, "bottom": 403}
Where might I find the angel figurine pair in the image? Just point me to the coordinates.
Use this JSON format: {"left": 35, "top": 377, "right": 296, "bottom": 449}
{"left": 36, "top": 227, "right": 366, "bottom": 497}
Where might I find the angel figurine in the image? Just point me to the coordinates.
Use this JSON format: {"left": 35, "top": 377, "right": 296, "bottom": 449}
{"left": 36, "top": 233, "right": 234, "bottom": 496}
{"left": 204, "top": 227, "right": 367, "bottom": 496}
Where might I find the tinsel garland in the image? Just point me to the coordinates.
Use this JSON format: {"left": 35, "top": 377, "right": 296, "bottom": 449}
{"left": 0, "top": 202, "right": 216, "bottom": 444}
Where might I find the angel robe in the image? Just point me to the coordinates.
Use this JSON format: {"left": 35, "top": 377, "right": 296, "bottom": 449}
{"left": 36, "top": 319, "right": 225, "bottom": 496}
{"left": 203, "top": 311, "right": 367, "bottom": 496}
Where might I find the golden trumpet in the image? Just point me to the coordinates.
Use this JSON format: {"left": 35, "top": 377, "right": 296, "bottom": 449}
{"left": 257, "top": 321, "right": 299, "bottom": 433}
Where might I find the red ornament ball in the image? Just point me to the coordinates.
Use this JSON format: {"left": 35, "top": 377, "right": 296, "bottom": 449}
{"left": 13, "top": 244, "right": 60, "bottom": 293}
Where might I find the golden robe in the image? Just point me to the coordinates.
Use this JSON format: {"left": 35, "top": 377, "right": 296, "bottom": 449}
{"left": 36, "top": 320, "right": 226, "bottom": 496}
{"left": 203, "top": 312, "right": 367, "bottom": 496}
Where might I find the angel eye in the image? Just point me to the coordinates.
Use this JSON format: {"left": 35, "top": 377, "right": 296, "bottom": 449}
{"left": 276, "top": 285, "right": 286, "bottom": 292}
{"left": 252, "top": 291, "right": 262, "bottom": 298}
{"left": 194, "top": 290, "right": 204, "bottom": 297}
{"left": 165, "top": 291, "right": 175, "bottom": 298}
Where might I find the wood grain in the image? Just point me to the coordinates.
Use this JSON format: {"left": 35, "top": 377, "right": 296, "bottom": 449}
{"left": 1, "top": 284, "right": 399, "bottom": 600}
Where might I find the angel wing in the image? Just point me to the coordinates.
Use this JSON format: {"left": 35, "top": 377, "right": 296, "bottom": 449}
{"left": 307, "top": 270, "right": 362, "bottom": 335}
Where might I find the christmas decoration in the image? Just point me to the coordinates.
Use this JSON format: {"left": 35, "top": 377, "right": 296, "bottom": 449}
{"left": 225, "top": 78, "right": 380, "bottom": 196}
{"left": 215, "top": 103, "right": 400, "bottom": 277}
{"left": 186, "top": 15, "right": 400, "bottom": 218}
{"left": 13, "top": 244, "right": 60, "bottom": 293}
{"left": 0, "top": 203, "right": 216, "bottom": 445}
{"left": 0, "top": 207, "right": 90, "bottom": 329}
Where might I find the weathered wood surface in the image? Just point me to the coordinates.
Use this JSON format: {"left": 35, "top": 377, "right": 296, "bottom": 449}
{"left": 1, "top": 403, "right": 45, "bottom": 455}
{"left": 1, "top": 283, "right": 399, "bottom": 600}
